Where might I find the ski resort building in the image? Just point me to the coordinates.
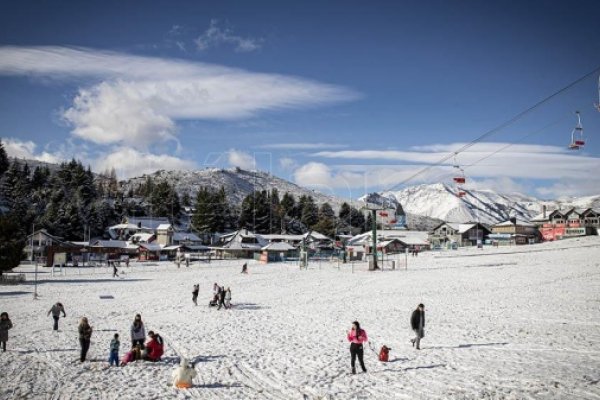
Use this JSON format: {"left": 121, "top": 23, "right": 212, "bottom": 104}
{"left": 429, "top": 222, "right": 491, "bottom": 248}
{"left": 346, "top": 230, "right": 429, "bottom": 260}
{"left": 490, "top": 218, "right": 539, "bottom": 245}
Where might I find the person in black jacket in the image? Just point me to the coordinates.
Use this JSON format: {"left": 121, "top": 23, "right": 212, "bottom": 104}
{"left": 410, "top": 303, "right": 425, "bottom": 350}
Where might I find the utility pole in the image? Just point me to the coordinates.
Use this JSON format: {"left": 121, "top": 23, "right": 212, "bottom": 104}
{"left": 363, "top": 195, "right": 383, "bottom": 271}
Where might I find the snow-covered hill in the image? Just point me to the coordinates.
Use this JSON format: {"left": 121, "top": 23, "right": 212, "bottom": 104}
{"left": 379, "top": 183, "right": 600, "bottom": 225}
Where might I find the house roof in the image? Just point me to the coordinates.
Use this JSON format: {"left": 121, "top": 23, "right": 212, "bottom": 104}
{"left": 173, "top": 232, "right": 202, "bottom": 242}
{"left": 156, "top": 224, "right": 172, "bottom": 231}
{"left": 262, "top": 242, "right": 296, "bottom": 252}
{"left": 91, "top": 240, "right": 128, "bottom": 249}
{"left": 138, "top": 242, "right": 162, "bottom": 252}
{"left": 494, "top": 219, "right": 535, "bottom": 227}
{"left": 125, "top": 216, "right": 171, "bottom": 230}
{"left": 129, "top": 233, "right": 155, "bottom": 243}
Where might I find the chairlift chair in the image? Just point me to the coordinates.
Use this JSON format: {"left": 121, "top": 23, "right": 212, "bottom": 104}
{"left": 568, "top": 111, "right": 585, "bottom": 150}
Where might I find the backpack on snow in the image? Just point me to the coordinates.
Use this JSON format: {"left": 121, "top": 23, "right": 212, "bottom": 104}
{"left": 378, "top": 345, "right": 391, "bottom": 362}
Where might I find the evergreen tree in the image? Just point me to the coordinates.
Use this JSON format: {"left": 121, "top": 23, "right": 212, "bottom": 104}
{"left": 0, "top": 139, "right": 9, "bottom": 178}
{"left": 0, "top": 213, "right": 26, "bottom": 273}
{"left": 149, "top": 180, "right": 180, "bottom": 222}
{"left": 313, "top": 202, "right": 336, "bottom": 238}
{"left": 299, "top": 195, "right": 318, "bottom": 229}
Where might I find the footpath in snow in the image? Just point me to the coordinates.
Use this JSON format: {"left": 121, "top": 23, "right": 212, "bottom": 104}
{"left": 1, "top": 237, "right": 600, "bottom": 399}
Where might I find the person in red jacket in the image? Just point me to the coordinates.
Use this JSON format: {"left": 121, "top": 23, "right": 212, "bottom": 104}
{"left": 347, "top": 321, "right": 368, "bottom": 374}
{"left": 144, "top": 331, "right": 164, "bottom": 362}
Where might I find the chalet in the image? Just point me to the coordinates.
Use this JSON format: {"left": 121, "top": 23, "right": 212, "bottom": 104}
{"left": 429, "top": 222, "right": 491, "bottom": 247}
{"left": 490, "top": 218, "right": 539, "bottom": 245}
{"left": 346, "top": 230, "right": 429, "bottom": 260}
{"left": 25, "top": 229, "right": 76, "bottom": 262}
{"left": 210, "top": 229, "right": 268, "bottom": 259}
{"left": 261, "top": 231, "right": 334, "bottom": 252}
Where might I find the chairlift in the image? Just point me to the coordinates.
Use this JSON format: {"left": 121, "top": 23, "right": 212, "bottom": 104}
{"left": 452, "top": 154, "right": 467, "bottom": 184}
{"left": 568, "top": 111, "right": 585, "bottom": 150}
{"left": 457, "top": 191, "right": 466, "bottom": 198}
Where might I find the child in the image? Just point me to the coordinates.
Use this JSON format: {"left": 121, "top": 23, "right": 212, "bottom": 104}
{"left": 0, "top": 312, "right": 13, "bottom": 352}
{"left": 120, "top": 343, "right": 142, "bottom": 366}
{"left": 172, "top": 357, "right": 197, "bottom": 389}
{"left": 109, "top": 333, "right": 120, "bottom": 366}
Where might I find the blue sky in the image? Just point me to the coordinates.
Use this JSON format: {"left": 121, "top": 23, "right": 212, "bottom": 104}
{"left": 1, "top": 0, "right": 600, "bottom": 199}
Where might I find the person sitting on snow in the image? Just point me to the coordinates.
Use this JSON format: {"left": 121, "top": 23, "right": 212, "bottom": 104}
{"left": 144, "top": 331, "right": 164, "bottom": 362}
{"left": 120, "top": 343, "right": 142, "bottom": 366}
{"left": 172, "top": 357, "right": 197, "bottom": 389}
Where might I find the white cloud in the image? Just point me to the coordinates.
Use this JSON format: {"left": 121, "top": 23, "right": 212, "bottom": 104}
{"left": 0, "top": 46, "right": 358, "bottom": 147}
{"left": 195, "top": 20, "right": 262, "bottom": 53}
{"left": 293, "top": 162, "right": 364, "bottom": 192}
{"left": 227, "top": 149, "right": 255, "bottom": 170}
{"left": 258, "top": 142, "right": 348, "bottom": 150}
{"left": 312, "top": 142, "right": 600, "bottom": 182}
{"left": 279, "top": 157, "right": 298, "bottom": 171}
{"left": 3, "top": 138, "right": 64, "bottom": 164}
{"left": 93, "top": 147, "right": 196, "bottom": 179}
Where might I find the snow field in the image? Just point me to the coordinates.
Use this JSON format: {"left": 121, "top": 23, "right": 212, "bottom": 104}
{"left": 1, "top": 237, "right": 600, "bottom": 399}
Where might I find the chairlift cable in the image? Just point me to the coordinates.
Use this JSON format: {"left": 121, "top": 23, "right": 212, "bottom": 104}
{"left": 384, "top": 64, "right": 600, "bottom": 193}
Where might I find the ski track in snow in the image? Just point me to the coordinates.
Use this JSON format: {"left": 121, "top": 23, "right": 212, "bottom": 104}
{"left": 2, "top": 236, "right": 600, "bottom": 399}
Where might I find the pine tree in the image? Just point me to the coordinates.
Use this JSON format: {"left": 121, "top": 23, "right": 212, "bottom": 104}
{"left": 313, "top": 202, "right": 336, "bottom": 238}
{"left": 299, "top": 195, "right": 318, "bottom": 229}
{"left": 0, "top": 139, "right": 9, "bottom": 178}
{"left": 0, "top": 213, "right": 26, "bottom": 273}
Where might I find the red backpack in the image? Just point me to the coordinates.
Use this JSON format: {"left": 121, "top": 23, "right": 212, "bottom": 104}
{"left": 378, "top": 345, "right": 390, "bottom": 362}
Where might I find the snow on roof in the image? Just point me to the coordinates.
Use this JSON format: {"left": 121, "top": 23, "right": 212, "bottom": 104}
{"left": 530, "top": 213, "right": 550, "bottom": 222}
{"left": 129, "top": 233, "right": 154, "bottom": 242}
{"left": 162, "top": 245, "right": 181, "bottom": 251}
{"left": 262, "top": 242, "right": 296, "bottom": 252}
{"left": 126, "top": 217, "right": 170, "bottom": 230}
{"left": 348, "top": 230, "right": 429, "bottom": 246}
{"left": 173, "top": 232, "right": 202, "bottom": 242}
{"left": 108, "top": 223, "right": 139, "bottom": 231}
{"left": 156, "top": 224, "right": 172, "bottom": 230}
{"left": 495, "top": 219, "right": 535, "bottom": 227}
{"left": 91, "top": 240, "right": 128, "bottom": 248}
{"left": 138, "top": 242, "right": 162, "bottom": 252}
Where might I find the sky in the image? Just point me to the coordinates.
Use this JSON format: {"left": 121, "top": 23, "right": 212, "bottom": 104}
{"left": 1, "top": 0, "right": 600, "bottom": 200}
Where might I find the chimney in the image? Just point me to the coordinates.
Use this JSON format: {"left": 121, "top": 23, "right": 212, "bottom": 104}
{"left": 510, "top": 217, "right": 517, "bottom": 225}
{"left": 543, "top": 205, "right": 547, "bottom": 219}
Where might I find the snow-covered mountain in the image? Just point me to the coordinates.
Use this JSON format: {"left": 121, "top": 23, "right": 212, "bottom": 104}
{"left": 377, "top": 183, "right": 600, "bottom": 225}
{"left": 121, "top": 167, "right": 342, "bottom": 209}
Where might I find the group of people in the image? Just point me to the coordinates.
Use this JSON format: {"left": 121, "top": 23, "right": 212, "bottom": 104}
{"left": 346, "top": 303, "right": 426, "bottom": 374}
{"left": 209, "top": 283, "right": 232, "bottom": 310}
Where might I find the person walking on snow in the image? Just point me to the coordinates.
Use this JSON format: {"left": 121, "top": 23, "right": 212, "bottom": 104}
{"left": 192, "top": 284, "right": 199, "bottom": 306}
{"left": 0, "top": 312, "right": 13, "bottom": 352}
{"left": 108, "top": 333, "right": 120, "bottom": 367}
{"left": 78, "top": 317, "right": 93, "bottom": 362}
{"left": 217, "top": 286, "right": 226, "bottom": 310}
{"left": 112, "top": 262, "right": 119, "bottom": 278}
{"left": 241, "top": 262, "right": 248, "bottom": 274}
{"left": 410, "top": 303, "right": 425, "bottom": 350}
{"left": 347, "top": 321, "right": 368, "bottom": 374}
{"left": 130, "top": 314, "right": 146, "bottom": 349}
{"left": 47, "top": 302, "right": 66, "bottom": 331}
{"left": 172, "top": 357, "right": 197, "bottom": 388}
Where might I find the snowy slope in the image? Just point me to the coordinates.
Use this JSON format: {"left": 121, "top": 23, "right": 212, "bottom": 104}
{"left": 380, "top": 183, "right": 600, "bottom": 224}
{"left": 2, "top": 237, "right": 600, "bottom": 399}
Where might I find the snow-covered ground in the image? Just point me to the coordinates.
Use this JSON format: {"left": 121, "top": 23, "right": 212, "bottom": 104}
{"left": 2, "top": 237, "right": 600, "bottom": 399}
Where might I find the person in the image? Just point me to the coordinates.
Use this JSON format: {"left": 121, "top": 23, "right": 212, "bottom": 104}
{"left": 224, "top": 287, "right": 232, "bottom": 309}
{"left": 144, "top": 331, "right": 164, "bottom": 362}
{"left": 217, "top": 286, "right": 226, "bottom": 310}
{"left": 0, "top": 312, "right": 13, "bottom": 352}
{"left": 130, "top": 314, "right": 146, "bottom": 349}
{"left": 347, "top": 321, "right": 368, "bottom": 374}
{"left": 125, "top": 257, "right": 130, "bottom": 268}
{"left": 192, "top": 284, "right": 199, "bottom": 306}
{"left": 47, "top": 302, "right": 66, "bottom": 331}
{"left": 241, "top": 262, "right": 248, "bottom": 274}
{"left": 172, "top": 357, "right": 197, "bottom": 389}
{"left": 410, "top": 303, "right": 425, "bottom": 350}
{"left": 112, "top": 261, "right": 119, "bottom": 278}
{"left": 120, "top": 343, "right": 142, "bottom": 366}
{"left": 185, "top": 253, "right": 190, "bottom": 268}
{"left": 108, "top": 333, "right": 120, "bottom": 367}
{"left": 78, "top": 317, "right": 93, "bottom": 362}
